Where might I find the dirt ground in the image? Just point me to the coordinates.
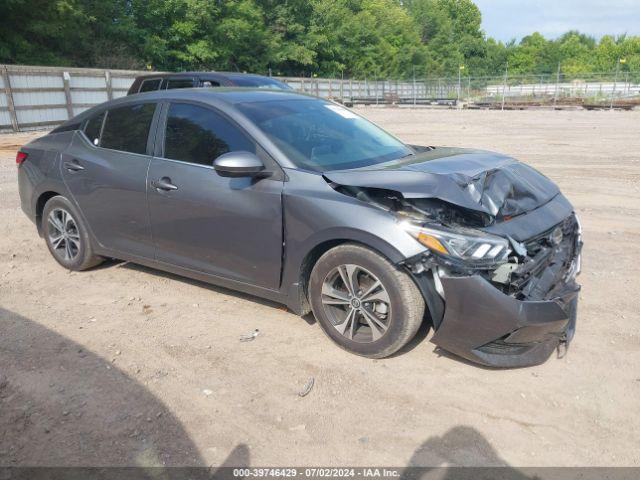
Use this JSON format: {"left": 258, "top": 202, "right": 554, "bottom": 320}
{"left": 1, "top": 109, "right": 639, "bottom": 468}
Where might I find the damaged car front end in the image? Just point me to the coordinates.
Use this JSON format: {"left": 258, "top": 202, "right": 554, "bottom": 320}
{"left": 325, "top": 148, "right": 583, "bottom": 368}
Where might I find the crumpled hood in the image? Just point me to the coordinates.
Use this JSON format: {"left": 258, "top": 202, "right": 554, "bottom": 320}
{"left": 324, "top": 147, "right": 560, "bottom": 218}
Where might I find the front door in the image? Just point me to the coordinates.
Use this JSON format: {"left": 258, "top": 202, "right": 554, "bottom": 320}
{"left": 147, "top": 102, "right": 284, "bottom": 290}
{"left": 61, "top": 102, "right": 158, "bottom": 258}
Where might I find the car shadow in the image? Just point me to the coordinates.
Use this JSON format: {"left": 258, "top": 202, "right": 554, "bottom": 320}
{"left": 117, "top": 262, "right": 441, "bottom": 358}
{"left": 429, "top": 346, "right": 531, "bottom": 370}
{"left": 401, "top": 425, "right": 536, "bottom": 478}
{"left": 388, "top": 314, "right": 433, "bottom": 358}
{"left": 101, "top": 263, "right": 499, "bottom": 367}
{"left": 120, "top": 262, "right": 286, "bottom": 311}
{"left": 0, "top": 307, "right": 208, "bottom": 467}
{"left": 0, "top": 307, "right": 540, "bottom": 476}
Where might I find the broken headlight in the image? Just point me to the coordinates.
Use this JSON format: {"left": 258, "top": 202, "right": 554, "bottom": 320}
{"left": 405, "top": 223, "right": 511, "bottom": 267}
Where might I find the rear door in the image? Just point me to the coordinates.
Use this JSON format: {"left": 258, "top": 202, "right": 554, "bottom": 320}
{"left": 146, "top": 101, "right": 284, "bottom": 289}
{"left": 61, "top": 102, "right": 159, "bottom": 258}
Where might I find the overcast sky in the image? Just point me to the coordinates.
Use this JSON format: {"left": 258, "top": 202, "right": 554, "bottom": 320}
{"left": 473, "top": 0, "right": 640, "bottom": 42}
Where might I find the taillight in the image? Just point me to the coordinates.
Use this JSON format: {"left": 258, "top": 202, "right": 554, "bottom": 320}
{"left": 16, "top": 151, "right": 28, "bottom": 166}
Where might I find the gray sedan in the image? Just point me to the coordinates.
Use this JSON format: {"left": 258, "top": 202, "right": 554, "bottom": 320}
{"left": 16, "top": 88, "right": 582, "bottom": 367}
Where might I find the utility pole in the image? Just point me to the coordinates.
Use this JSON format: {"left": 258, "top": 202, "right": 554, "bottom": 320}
{"left": 501, "top": 62, "right": 508, "bottom": 111}
{"left": 553, "top": 62, "right": 561, "bottom": 108}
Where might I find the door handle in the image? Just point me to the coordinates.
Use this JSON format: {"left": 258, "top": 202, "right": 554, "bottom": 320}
{"left": 151, "top": 177, "right": 178, "bottom": 191}
{"left": 63, "top": 160, "right": 85, "bottom": 172}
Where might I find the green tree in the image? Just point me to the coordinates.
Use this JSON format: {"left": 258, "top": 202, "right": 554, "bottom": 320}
{"left": 2, "top": 0, "right": 640, "bottom": 80}
{"left": 0, "top": 0, "right": 140, "bottom": 68}
{"left": 405, "top": 0, "right": 485, "bottom": 77}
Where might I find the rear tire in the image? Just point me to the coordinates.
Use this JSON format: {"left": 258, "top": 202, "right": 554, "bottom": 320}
{"left": 308, "top": 243, "right": 425, "bottom": 358}
{"left": 42, "top": 195, "right": 103, "bottom": 271}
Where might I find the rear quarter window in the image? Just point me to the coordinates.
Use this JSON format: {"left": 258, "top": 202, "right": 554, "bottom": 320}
{"left": 101, "top": 103, "right": 156, "bottom": 155}
{"left": 83, "top": 111, "right": 105, "bottom": 145}
{"left": 166, "top": 78, "right": 195, "bottom": 90}
{"left": 139, "top": 78, "right": 162, "bottom": 93}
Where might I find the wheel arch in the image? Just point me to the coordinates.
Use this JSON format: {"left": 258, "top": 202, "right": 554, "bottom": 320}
{"left": 35, "top": 191, "right": 63, "bottom": 236}
{"left": 286, "top": 229, "right": 410, "bottom": 316}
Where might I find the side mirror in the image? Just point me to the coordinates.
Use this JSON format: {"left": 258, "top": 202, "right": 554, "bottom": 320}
{"left": 213, "top": 151, "right": 266, "bottom": 178}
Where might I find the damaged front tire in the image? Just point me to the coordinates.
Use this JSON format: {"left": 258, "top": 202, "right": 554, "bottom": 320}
{"left": 309, "top": 243, "right": 425, "bottom": 358}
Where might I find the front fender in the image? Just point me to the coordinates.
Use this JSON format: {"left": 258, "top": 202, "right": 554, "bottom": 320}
{"left": 282, "top": 226, "right": 417, "bottom": 315}
{"left": 280, "top": 169, "right": 426, "bottom": 314}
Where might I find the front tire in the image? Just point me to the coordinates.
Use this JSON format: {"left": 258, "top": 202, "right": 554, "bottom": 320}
{"left": 42, "top": 195, "right": 103, "bottom": 271}
{"left": 308, "top": 243, "right": 425, "bottom": 358}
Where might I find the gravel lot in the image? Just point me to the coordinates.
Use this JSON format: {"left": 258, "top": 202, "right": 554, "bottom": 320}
{"left": 1, "top": 108, "right": 639, "bottom": 468}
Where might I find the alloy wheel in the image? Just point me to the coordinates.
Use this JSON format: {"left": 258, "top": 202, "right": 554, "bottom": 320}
{"left": 320, "top": 264, "right": 391, "bottom": 343}
{"left": 47, "top": 208, "right": 81, "bottom": 262}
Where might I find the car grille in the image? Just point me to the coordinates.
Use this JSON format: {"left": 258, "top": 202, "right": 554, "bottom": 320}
{"left": 504, "top": 214, "right": 581, "bottom": 300}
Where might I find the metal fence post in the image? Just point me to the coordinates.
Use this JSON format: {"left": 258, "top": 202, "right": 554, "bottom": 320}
{"left": 2, "top": 66, "right": 19, "bottom": 132}
{"left": 610, "top": 58, "right": 620, "bottom": 110}
{"left": 553, "top": 62, "right": 561, "bottom": 107}
{"left": 62, "top": 71, "right": 74, "bottom": 119}
{"left": 105, "top": 70, "right": 113, "bottom": 101}
{"left": 412, "top": 66, "right": 416, "bottom": 106}
{"left": 501, "top": 62, "right": 508, "bottom": 111}
{"left": 624, "top": 71, "right": 629, "bottom": 96}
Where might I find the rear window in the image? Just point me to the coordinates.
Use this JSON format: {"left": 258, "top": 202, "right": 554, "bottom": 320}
{"left": 101, "top": 103, "right": 156, "bottom": 154}
{"left": 166, "top": 78, "right": 195, "bottom": 90}
{"left": 139, "top": 78, "right": 162, "bottom": 93}
{"left": 83, "top": 111, "right": 105, "bottom": 145}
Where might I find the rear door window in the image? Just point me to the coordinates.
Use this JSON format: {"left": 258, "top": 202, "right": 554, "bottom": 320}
{"left": 165, "top": 78, "right": 196, "bottom": 90}
{"left": 101, "top": 103, "right": 156, "bottom": 155}
{"left": 164, "top": 103, "right": 255, "bottom": 166}
{"left": 139, "top": 78, "right": 162, "bottom": 93}
{"left": 83, "top": 111, "right": 105, "bottom": 146}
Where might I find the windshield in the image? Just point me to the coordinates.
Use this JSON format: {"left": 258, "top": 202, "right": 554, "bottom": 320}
{"left": 236, "top": 99, "right": 412, "bottom": 172}
{"left": 230, "top": 77, "right": 292, "bottom": 90}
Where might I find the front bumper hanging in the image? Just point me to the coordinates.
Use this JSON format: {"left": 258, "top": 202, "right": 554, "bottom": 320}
{"left": 430, "top": 274, "right": 579, "bottom": 368}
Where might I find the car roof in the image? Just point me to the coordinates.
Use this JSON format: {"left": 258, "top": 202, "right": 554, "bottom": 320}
{"left": 134, "top": 72, "right": 280, "bottom": 81}
{"left": 65, "top": 88, "right": 318, "bottom": 126}
{"left": 126, "top": 87, "right": 315, "bottom": 105}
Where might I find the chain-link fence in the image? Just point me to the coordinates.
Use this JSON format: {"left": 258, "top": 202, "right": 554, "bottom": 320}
{"left": 289, "top": 70, "right": 640, "bottom": 109}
